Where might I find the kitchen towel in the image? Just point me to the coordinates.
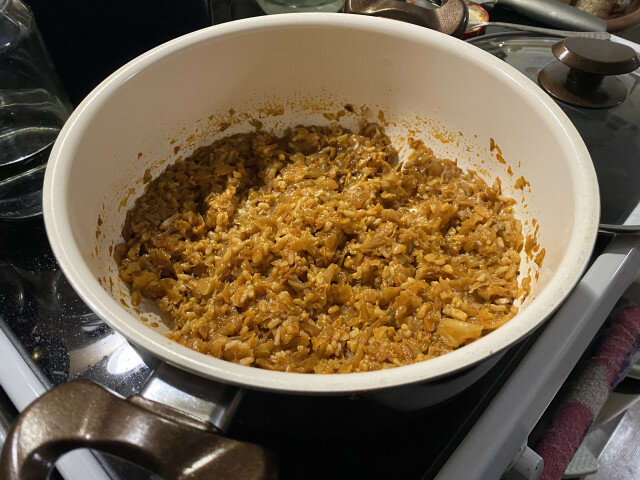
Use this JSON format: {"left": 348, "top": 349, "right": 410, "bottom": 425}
{"left": 534, "top": 304, "right": 640, "bottom": 480}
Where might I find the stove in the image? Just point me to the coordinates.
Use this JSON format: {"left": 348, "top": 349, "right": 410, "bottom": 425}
{"left": 1, "top": 11, "right": 640, "bottom": 480}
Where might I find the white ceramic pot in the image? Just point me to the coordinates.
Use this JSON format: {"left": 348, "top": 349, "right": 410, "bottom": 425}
{"left": 43, "top": 13, "right": 599, "bottom": 395}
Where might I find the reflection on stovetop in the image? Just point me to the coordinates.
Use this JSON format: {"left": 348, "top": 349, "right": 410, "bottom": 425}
{"left": 0, "top": 214, "right": 545, "bottom": 479}
{"left": 0, "top": 216, "right": 152, "bottom": 396}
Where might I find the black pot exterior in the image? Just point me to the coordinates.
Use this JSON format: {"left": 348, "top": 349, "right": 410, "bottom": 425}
{"left": 232, "top": 352, "right": 504, "bottom": 435}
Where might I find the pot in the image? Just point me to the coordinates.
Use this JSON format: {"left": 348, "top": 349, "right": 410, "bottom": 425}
{"left": 0, "top": 13, "right": 598, "bottom": 480}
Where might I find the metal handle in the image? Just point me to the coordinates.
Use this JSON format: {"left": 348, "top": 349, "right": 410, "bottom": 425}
{"left": 598, "top": 224, "right": 640, "bottom": 236}
{"left": 0, "top": 381, "right": 273, "bottom": 480}
{"left": 466, "top": 22, "right": 611, "bottom": 39}
{"left": 495, "top": 0, "right": 606, "bottom": 32}
{"left": 344, "top": 0, "right": 468, "bottom": 37}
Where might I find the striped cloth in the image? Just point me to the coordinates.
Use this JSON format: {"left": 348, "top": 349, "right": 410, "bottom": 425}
{"left": 534, "top": 305, "right": 640, "bottom": 480}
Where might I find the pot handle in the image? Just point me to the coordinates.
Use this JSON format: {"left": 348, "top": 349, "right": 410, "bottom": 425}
{"left": 344, "top": 0, "right": 468, "bottom": 38}
{"left": 0, "top": 381, "right": 273, "bottom": 480}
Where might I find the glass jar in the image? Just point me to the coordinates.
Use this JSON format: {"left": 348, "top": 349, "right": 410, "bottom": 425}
{"left": 0, "top": 0, "right": 72, "bottom": 219}
{"left": 256, "top": 0, "right": 345, "bottom": 14}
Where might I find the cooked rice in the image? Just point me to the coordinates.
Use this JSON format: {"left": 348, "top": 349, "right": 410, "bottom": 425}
{"left": 116, "top": 122, "right": 524, "bottom": 373}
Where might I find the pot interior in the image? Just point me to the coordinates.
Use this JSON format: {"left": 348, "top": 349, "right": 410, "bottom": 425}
{"left": 46, "top": 15, "right": 597, "bottom": 391}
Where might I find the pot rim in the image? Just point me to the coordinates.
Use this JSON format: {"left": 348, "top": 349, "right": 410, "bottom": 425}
{"left": 43, "top": 13, "right": 599, "bottom": 394}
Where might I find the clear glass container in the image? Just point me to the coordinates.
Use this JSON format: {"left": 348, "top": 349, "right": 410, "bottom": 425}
{"left": 256, "top": 0, "right": 345, "bottom": 14}
{"left": 0, "top": 0, "right": 72, "bottom": 219}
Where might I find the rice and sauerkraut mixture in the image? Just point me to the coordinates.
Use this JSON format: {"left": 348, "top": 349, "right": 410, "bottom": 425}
{"left": 116, "top": 123, "right": 524, "bottom": 373}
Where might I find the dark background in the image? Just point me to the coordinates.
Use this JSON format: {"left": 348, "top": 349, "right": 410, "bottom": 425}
{"left": 25, "top": 0, "right": 214, "bottom": 106}
{"left": 22, "top": 0, "right": 640, "bottom": 107}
